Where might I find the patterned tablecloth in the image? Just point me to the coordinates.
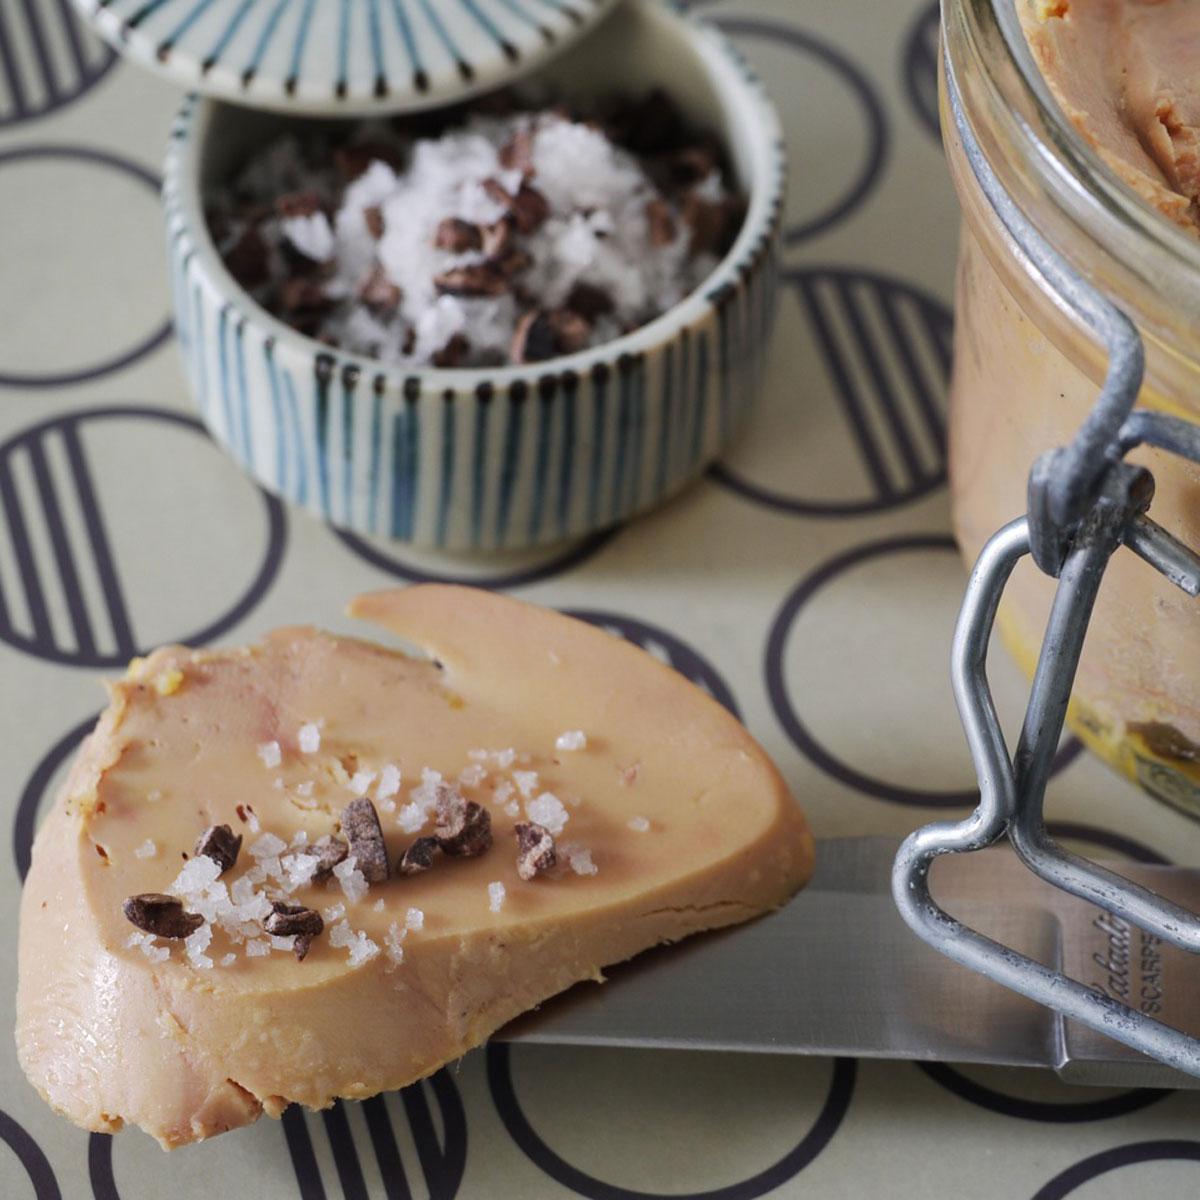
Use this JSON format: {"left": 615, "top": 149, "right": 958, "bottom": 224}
{"left": 4, "top": 0, "right": 1200, "bottom": 1195}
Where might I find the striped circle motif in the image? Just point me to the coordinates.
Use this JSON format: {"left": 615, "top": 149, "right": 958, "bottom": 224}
{"left": 711, "top": 267, "right": 950, "bottom": 518}
{"left": 70, "top": 0, "right": 618, "bottom": 113}
{"left": 0, "top": 406, "right": 285, "bottom": 668}
{"left": 0, "top": 0, "right": 117, "bottom": 128}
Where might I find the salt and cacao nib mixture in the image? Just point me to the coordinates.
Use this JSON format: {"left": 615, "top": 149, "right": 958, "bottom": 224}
{"left": 207, "top": 89, "right": 744, "bottom": 368}
{"left": 120, "top": 726, "right": 614, "bottom": 967}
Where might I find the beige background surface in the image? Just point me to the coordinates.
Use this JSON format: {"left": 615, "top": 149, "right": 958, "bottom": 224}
{"left": 4, "top": 0, "right": 1200, "bottom": 1195}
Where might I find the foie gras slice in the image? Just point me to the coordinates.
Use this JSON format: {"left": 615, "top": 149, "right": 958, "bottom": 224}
{"left": 17, "top": 585, "right": 814, "bottom": 1148}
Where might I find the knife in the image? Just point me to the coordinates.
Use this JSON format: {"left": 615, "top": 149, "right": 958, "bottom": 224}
{"left": 503, "top": 836, "right": 1200, "bottom": 1090}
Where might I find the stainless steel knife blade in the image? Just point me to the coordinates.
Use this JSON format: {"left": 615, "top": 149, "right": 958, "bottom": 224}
{"left": 501, "top": 837, "right": 1200, "bottom": 1089}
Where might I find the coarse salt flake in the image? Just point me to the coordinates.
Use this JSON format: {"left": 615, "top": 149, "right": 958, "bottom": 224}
{"left": 566, "top": 846, "right": 598, "bottom": 876}
{"left": 385, "top": 922, "right": 406, "bottom": 965}
{"left": 458, "top": 763, "right": 487, "bottom": 787}
{"left": 329, "top": 920, "right": 379, "bottom": 966}
{"left": 333, "top": 855, "right": 370, "bottom": 903}
{"left": 185, "top": 923, "right": 214, "bottom": 969}
{"left": 298, "top": 722, "right": 321, "bottom": 753}
{"left": 405, "top": 907, "right": 424, "bottom": 932}
{"left": 376, "top": 763, "right": 401, "bottom": 800}
{"left": 513, "top": 770, "right": 539, "bottom": 798}
{"left": 246, "top": 939, "right": 272, "bottom": 957}
{"left": 219, "top": 953, "right": 237, "bottom": 967}
{"left": 504, "top": 801, "right": 520, "bottom": 818}
{"left": 323, "top": 902, "right": 346, "bottom": 922}
{"left": 257, "top": 741, "right": 282, "bottom": 769}
{"left": 628, "top": 816, "right": 651, "bottom": 832}
{"left": 350, "top": 768, "right": 377, "bottom": 796}
{"left": 526, "top": 792, "right": 569, "bottom": 836}
{"left": 134, "top": 839, "right": 157, "bottom": 859}
{"left": 555, "top": 730, "right": 587, "bottom": 752}
{"left": 170, "top": 854, "right": 222, "bottom": 897}
{"left": 295, "top": 781, "right": 314, "bottom": 798}
{"left": 249, "top": 832, "right": 288, "bottom": 859}
{"left": 397, "top": 801, "right": 428, "bottom": 834}
{"left": 488, "top": 881, "right": 506, "bottom": 913}
{"left": 373, "top": 898, "right": 385, "bottom": 912}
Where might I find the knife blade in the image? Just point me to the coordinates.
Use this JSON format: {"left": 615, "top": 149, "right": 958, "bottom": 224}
{"left": 502, "top": 836, "right": 1200, "bottom": 1090}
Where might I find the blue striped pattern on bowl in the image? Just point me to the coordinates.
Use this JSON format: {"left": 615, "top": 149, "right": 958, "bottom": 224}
{"left": 162, "top": 2, "right": 785, "bottom": 550}
{"left": 72, "top": 0, "right": 618, "bottom": 113}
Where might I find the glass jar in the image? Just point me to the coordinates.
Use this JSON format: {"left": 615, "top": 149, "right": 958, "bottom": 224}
{"left": 942, "top": 0, "right": 1200, "bottom": 817}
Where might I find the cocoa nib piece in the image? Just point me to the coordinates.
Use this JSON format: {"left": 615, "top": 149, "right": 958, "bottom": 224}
{"left": 264, "top": 901, "right": 324, "bottom": 939}
{"left": 565, "top": 282, "right": 614, "bottom": 321}
{"left": 491, "top": 246, "right": 533, "bottom": 279}
{"left": 434, "top": 217, "right": 483, "bottom": 252}
{"left": 481, "top": 216, "right": 514, "bottom": 259}
{"left": 123, "top": 893, "right": 204, "bottom": 939}
{"left": 498, "top": 128, "right": 535, "bottom": 175}
{"left": 514, "top": 822, "right": 556, "bottom": 881}
{"left": 312, "top": 834, "right": 350, "bottom": 882}
{"left": 275, "top": 189, "right": 325, "bottom": 219}
{"left": 511, "top": 310, "right": 558, "bottom": 364}
{"left": 194, "top": 824, "right": 242, "bottom": 875}
{"left": 606, "top": 89, "right": 686, "bottom": 154}
{"left": 398, "top": 835, "right": 439, "bottom": 875}
{"left": 681, "top": 193, "right": 745, "bottom": 256}
{"left": 435, "top": 790, "right": 493, "bottom": 857}
{"left": 335, "top": 141, "right": 405, "bottom": 181}
{"left": 482, "top": 178, "right": 549, "bottom": 234}
{"left": 511, "top": 184, "right": 550, "bottom": 234}
{"left": 359, "top": 264, "right": 402, "bottom": 312}
{"left": 293, "top": 934, "right": 315, "bottom": 961}
{"left": 432, "top": 334, "right": 471, "bottom": 368}
{"left": 364, "top": 205, "right": 385, "bottom": 239}
{"left": 279, "top": 276, "right": 333, "bottom": 314}
{"left": 341, "top": 798, "right": 390, "bottom": 883}
{"left": 223, "top": 226, "right": 270, "bottom": 288}
{"left": 644, "top": 198, "right": 676, "bottom": 247}
{"left": 668, "top": 141, "right": 720, "bottom": 187}
{"left": 510, "top": 308, "right": 591, "bottom": 363}
{"left": 548, "top": 308, "right": 590, "bottom": 353}
{"left": 434, "top": 263, "right": 508, "bottom": 297}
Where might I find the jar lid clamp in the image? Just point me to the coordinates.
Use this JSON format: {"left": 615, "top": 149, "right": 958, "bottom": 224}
{"left": 893, "top": 34, "right": 1200, "bottom": 1083}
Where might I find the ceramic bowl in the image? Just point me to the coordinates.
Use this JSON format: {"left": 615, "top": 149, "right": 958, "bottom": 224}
{"left": 162, "top": 0, "right": 784, "bottom": 550}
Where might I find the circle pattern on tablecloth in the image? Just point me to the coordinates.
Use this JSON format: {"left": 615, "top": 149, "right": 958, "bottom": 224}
{"left": 0, "top": 405, "right": 285, "bottom": 668}
{"left": 0, "top": 147, "right": 170, "bottom": 386}
{"left": 902, "top": 2, "right": 940, "bottom": 140}
{"left": 0, "top": 4, "right": 117, "bottom": 129}
{"left": 709, "top": 268, "right": 950, "bottom": 517}
{"left": 1031, "top": 1141, "right": 1200, "bottom": 1199}
{"left": 333, "top": 524, "right": 619, "bottom": 590}
{"left": 487, "top": 1044, "right": 855, "bottom": 1199}
{"left": 765, "top": 535, "right": 1081, "bottom": 806}
{"left": 12, "top": 711, "right": 96, "bottom": 881}
{"left": 708, "top": 16, "right": 888, "bottom": 244}
{"left": 0, "top": 1109, "right": 59, "bottom": 1200}
{"left": 88, "top": 1073, "right": 467, "bottom": 1199}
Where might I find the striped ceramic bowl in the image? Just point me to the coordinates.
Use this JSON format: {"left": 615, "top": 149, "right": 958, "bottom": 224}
{"left": 162, "top": 0, "right": 784, "bottom": 550}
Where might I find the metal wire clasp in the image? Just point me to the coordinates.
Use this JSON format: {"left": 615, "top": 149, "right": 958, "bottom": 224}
{"left": 892, "top": 36, "right": 1200, "bottom": 1077}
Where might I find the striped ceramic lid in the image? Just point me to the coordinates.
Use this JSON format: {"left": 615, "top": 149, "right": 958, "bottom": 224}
{"left": 71, "top": 0, "right": 620, "bottom": 113}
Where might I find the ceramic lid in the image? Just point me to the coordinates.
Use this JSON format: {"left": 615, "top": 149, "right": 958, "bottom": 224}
{"left": 71, "top": 0, "right": 621, "bottom": 114}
